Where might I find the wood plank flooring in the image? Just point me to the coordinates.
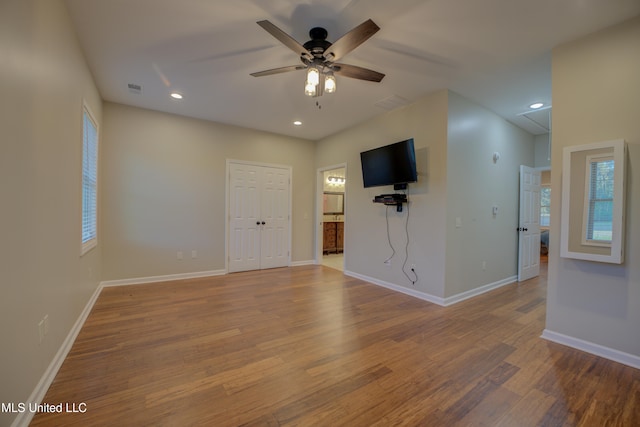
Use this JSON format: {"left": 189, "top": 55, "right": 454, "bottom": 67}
{"left": 31, "top": 264, "right": 639, "bottom": 426}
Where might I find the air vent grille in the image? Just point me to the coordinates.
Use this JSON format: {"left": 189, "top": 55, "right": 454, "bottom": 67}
{"left": 127, "top": 83, "right": 142, "bottom": 95}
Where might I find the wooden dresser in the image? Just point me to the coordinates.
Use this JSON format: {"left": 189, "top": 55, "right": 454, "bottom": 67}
{"left": 323, "top": 221, "right": 344, "bottom": 254}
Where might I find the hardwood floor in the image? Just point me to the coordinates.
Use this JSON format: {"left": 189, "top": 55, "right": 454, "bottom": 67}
{"left": 31, "top": 264, "right": 639, "bottom": 426}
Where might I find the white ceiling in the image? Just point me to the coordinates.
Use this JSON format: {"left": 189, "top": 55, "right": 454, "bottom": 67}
{"left": 64, "top": 0, "right": 640, "bottom": 140}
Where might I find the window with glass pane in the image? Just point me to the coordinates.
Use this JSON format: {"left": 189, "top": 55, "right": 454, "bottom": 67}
{"left": 540, "top": 187, "right": 551, "bottom": 227}
{"left": 82, "top": 106, "right": 98, "bottom": 254}
{"left": 585, "top": 157, "right": 613, "bottom": 243}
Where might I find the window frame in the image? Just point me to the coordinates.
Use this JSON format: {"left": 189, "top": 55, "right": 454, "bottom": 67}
{"left": 560, "top": 139, "right": 626, "bottom": 264}
{"left": 81, "top": 102, "right": 99, "bottom": 256}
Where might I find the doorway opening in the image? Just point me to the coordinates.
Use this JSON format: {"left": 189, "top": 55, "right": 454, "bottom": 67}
{"left": 317, "top": 164, "right": 347, "bottom": 271}
{"left": 517, "top": 165, "right": 551, "bottom": 282}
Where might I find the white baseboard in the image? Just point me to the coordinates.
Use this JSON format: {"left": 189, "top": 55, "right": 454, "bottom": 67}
{"left": 442, "top": 276, "right": 517, "bottom": 306}
{"left": 343, "top": 271, "right": 517, "bottom": 307}
{"left": 11, "top": 284, "right": 103, "bottom": 427}
{"left": 541, "top": 329, "right": 640, "bottom": 370}
{"left": 344, "top": 270, "right": 446, "bottom": 305}
{"left": 100, "top": 269, "right": 226, "bottom": 287}
{"left": 290, "top": 260, "right": 316, "bottom": 267}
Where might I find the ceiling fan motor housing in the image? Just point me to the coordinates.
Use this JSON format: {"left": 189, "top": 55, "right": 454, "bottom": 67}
{"left": 303, "top": 27, "right": 332, "bottom": 59}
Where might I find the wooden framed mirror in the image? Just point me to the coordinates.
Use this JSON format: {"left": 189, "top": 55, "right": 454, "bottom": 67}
{"left": 323, "top": 192, "right": 344, "bottom": 215}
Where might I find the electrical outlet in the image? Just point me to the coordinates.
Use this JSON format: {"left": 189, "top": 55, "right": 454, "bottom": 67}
{"left": 177, "top": 251, "right": 183, "bottom": 260}
{"left": 191, "top": 250, "right": 197, "bottom": 259}
{"left": 482, "top": 261, "right": 487, "bottom": 270}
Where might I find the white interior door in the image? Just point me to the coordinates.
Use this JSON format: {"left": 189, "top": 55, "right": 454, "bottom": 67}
{"left": 228, "top": 162, "right": 290, "bottom": 273}
{"left": 518, "top": 165, "right": 541, "bottom": 281}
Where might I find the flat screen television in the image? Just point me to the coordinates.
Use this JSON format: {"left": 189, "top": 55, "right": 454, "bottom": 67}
{"left": 360, "top": 138, "right": 417, "bottom": 188}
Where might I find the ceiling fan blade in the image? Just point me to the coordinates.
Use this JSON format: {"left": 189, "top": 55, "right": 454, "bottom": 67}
{"left": 333, "top": 63, "right": 385, "bottom": 82}
{"left": 257, "top": 20, "right": 313, "bottom": 60}
{"left": 323, "top": 19, "right": 380, "bottom": 62}
{"left": 250, "top": 65, "right": 306, "bottom": 77}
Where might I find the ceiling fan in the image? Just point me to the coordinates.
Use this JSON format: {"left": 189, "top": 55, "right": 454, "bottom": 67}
{"left": 250, "top": 19, "right": 385, "bottom": 97}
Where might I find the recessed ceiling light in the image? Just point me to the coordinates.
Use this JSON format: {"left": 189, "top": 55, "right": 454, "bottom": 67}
{"left": 293, "top": 121, "right": 302, "bottom": 126}
{"left": 529, "top": 102, "right": 544, "bottom": 109}
{"left": 170, "top": 92, "right": 183, "bottom": 100}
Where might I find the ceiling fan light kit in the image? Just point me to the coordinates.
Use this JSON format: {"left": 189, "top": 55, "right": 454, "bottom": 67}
{"left": 324, "top": 73, "right": 336, "bottom": 94}
{"left": 304, "top": 80, "right": 316, "bottom": 96}
{"left": 252, "top": 19, "right": 385, "bottom": 98}
{"left": 306, "top": 67, "right": 320, "bottom": 86}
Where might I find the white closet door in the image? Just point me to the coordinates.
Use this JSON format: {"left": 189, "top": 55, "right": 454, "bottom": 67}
{"left": 228, "top": 163, "right": 261, "bottom": 273}
{"left": 228, "top": 162, "right": 290, "bottom": 273}
{"left": 260, "top": 168, "right": 290, "bottom": 269}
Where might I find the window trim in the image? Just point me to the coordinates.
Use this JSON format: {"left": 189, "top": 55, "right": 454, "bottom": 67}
{"left": 81, "top": 101, "right": 99, "bottom": 256}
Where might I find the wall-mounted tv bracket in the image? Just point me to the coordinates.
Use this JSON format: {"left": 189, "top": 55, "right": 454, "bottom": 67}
{"left": 373, "top": 194, "right": 408, "bottom": 212}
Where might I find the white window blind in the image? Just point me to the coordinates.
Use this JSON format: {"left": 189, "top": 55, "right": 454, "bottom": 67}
{"left": 81, "top": 106, "right": 98, "bottom": 254}
{"left": 585, "top": 157, "right": 614, "bottom": 243}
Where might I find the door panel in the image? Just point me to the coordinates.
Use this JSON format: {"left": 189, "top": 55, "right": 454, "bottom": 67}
{"left": 229, "top": 164, "right": 261, "bottom": 272}
{"left": 518, "top": 165, "right": 541, "bottom": 281}
{"left": 260, "top": 168, "right": 290, "bottom": 269}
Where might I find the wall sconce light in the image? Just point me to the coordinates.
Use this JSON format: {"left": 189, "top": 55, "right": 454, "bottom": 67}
{"left": 327, "top": 176, "right": 345, "bottom": 184}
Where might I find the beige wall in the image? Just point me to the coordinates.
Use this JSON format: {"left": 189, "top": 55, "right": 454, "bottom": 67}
{"left": 101, "top": 103, "right": 316, "bottom": 281}
{"left": 534, "top": 133, "right": 552, "bottom": 168}
{"left": 316, "top": 90, "right": 535, "bottom": 300}
{"left": 0, "top": 1, "right": 102, "bottom": 425}
{"left": 316, "top": 91, "right": 450, "bottom": 297}
{"left": 445, "top": 92, "right": 535, "bottom": 297}
{"left": 548, "top": 16, "right": 640, "bottom": 357}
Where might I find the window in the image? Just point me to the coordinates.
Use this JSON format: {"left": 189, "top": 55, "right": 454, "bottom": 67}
{"left": 81, "top": 104, "right": 98, "bottom": 255}
{"left": 583, "top": 155, "right": 614, "bottom": 245}
{"left": 560, "top": 139, "right": 626, "bottom": 264}
{"left": 540, "top": 186, "right": 551, "bottom": 227}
